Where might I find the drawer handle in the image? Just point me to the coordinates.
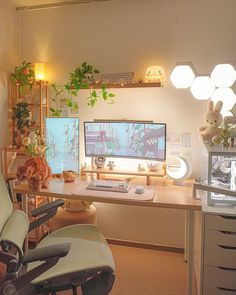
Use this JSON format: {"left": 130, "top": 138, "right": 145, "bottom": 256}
{"left": 219, "top": 245, "right": 236, "bottom": 250}
{"left": 217, "top": 287, "right": 236, "bottom": 292}
{"left": 220, "top": 215, "right": 236, "bottom": 220}
{"left": 220, "top": 231, "right": 236, "bottom": 235}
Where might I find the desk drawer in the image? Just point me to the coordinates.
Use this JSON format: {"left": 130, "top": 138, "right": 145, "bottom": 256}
{"left": 205, "top": 229, "right": 236, "bottom": 247}
{"left": 205, "top": 214, "right": 236, "bottom": 231}
{"left": 203, "top": 266, "right": 236, "bottom": 295}
{"left": 204, "top": 244, "right": 236, "bottom": 268}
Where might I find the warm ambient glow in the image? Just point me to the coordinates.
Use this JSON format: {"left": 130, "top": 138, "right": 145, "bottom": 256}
{"left": 34, "top": 62, "right": 46, "bottom": 80}
{"left": 144, "top": 66, "right": 165, "bottom": 83}
{"left": 211, "top": 64, "right": 236, "bottom": 87}
{"left": 170, "top": 65, "right": 195, "bottom": 88}
{"left": 211, "top": 88, "right": 236, "bottom": 111}
{"left": 166, "top": 157, "right": 192, "bottom": 182}
{"left": 190, "top": 76, "right": 215, "bottom": 100}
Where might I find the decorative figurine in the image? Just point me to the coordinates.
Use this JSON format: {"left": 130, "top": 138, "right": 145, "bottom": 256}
{"left": 138, "top": 163, "right": 145, "bottom": 171}
{"left": 198, "top": 100, "right": 223, "bottom": 144}
{"left": 107, "top": 161, "right": 116, "bottom": 170}
{"left": 147, "top": 161, "right": 159, "bottom": 171}
{"left": 62, "top": 170, "right": 77, "bottom": 183}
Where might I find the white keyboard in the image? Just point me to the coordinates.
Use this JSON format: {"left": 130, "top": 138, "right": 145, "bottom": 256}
{"left": 87, "top": 179, "right": 130, "bottom": 193}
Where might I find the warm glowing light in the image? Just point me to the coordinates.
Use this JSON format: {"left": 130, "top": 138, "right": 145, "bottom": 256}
{"left": 190, "top": 76, "right": 215, "bottom": 100}
{"left": 145, "top": 66, "right": 165, "bottom": 83}
{"left": 166, "top": 157, "right": 192, "bottom": 181}
{"left": 211, "top": 88, "right": 236, "bottom": 111}
{"left": 34, "top": 63, "right": 46, "bottom": 80}
{"left": 211, "top": 64, "right": 236, "bottom": 87}
{"left": 170, "top": 65, "right": 195, "bottom": 88}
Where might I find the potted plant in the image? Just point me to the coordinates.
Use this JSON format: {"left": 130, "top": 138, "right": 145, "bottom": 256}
{"left": 12, "top": 102, "right": 31, "bottom": 147}
{"left": 50, "top": 62, "right": 115, "bottom": 117}
{"left": 10, "top": 61, "right": 35, "bottom": 94}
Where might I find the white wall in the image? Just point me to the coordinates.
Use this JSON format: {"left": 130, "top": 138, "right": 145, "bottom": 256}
{"left": 16, "top": 0, "right": 236, "bottom": 247}
{"left": 0, "top": 1, "right": 16, "bottom": 151}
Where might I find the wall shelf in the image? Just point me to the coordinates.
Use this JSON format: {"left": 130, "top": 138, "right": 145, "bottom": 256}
{"left": 83, "top": 82, "right": 162, "bottom": 89}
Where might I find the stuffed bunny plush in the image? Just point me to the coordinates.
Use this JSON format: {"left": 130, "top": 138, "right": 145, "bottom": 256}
{"left": 199, "top": 100, "right": 223, "bottom": 144}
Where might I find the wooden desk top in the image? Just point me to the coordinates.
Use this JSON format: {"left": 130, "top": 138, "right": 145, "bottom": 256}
{"left": 14, "top": 178, "right": 201, "bottom": 211}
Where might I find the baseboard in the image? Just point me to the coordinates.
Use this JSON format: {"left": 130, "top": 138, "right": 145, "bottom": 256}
{"left": 106, "top": 238, "right": 184, "bottom": 253}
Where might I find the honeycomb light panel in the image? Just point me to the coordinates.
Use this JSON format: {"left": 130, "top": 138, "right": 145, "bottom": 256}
{"left": 190, "top": 76, "right": 215, "bottom": 100}
{"left": 211, "top": 88, "right": 236, "bottom": 111}
{"left": 170, "top": 65, "right": 195, "bottom": 88}
{"left": 211, "top": 64, "right": 236, "bottom": 87}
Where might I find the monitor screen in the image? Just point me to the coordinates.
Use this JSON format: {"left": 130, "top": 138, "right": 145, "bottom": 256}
{"left": 84, "top": 121, "right": 166, "bottom": 161}
{"left": 45, "top": 118, "right": 80, "bottom": 173}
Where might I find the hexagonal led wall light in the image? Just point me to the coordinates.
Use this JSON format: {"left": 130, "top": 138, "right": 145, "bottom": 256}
{"left": 170, "top": 65, "right": 195, "bottom": 88}
{"left": 211, "top": 64, "right": 236, "bottom": 88}
{"left": 211, "top": 88, "right": 236, "bottom": 111}
{"left": 190, "top": 76, "right": 215, "bottom": 100}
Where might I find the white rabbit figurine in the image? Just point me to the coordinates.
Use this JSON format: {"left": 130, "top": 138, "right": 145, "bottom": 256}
{"left": 198, "top": 100, "right": 223, "bottom": 144}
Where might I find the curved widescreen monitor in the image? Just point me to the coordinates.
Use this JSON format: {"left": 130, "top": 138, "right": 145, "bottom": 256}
{"left": 84, "top": 121, "right": 166, "bottom": 161}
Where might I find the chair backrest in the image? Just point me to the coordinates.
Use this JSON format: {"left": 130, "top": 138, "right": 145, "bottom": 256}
{"left": 0, "top": 172, "right": 29, "bottom": 257}
{"left": 0, "top": 172, "right": 13, "bottom": 234}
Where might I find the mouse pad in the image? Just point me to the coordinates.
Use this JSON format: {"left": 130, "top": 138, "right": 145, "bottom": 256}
{"left": 72, "top": 182, "right": 155, "bottom": 201}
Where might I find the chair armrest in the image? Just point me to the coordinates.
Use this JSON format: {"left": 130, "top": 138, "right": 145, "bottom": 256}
{"left": 29, "top": 199, "right": 64, "bottom": 233}
{"left": 31, "top": 199, "right": 64, "bottom": 217}
{"left": 22, "top": 242, "right": 71, "bottom": 264}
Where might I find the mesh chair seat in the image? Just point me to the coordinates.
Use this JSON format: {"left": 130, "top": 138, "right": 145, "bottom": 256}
{"left": 28, "top": 224, "right": 115, "bottom": 288}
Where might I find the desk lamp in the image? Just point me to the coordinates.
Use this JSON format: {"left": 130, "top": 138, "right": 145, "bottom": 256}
{"left": 166, "top": 156, "right": 192, "bottom": 185}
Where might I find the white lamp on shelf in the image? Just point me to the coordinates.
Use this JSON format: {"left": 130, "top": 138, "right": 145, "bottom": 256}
{"left": 170, "top": 65, "right": 195, "bottom": 88}
{"left": 144, "top": 66, "right": 165, "bottom": 84}
{"left": 166, "top": 156, "right": 192, "bottom": 185}
{"left": 34, "top": 62, "right": 46, "bottom": 81}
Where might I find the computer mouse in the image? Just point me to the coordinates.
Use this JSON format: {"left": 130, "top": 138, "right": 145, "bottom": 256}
{"left": 135, "top": 186, "right": 145, "bottom": 194}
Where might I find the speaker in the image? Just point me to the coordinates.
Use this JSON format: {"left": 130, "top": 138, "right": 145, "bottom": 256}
{"left": 94, "top": 156, "right": 106, "bottom": 168}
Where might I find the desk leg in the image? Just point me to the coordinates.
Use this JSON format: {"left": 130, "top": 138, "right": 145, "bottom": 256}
{"left": 22, "top": 193, "right": 29, "bottom": 251}
{"left": 146, "top": 176, "right": 150, "bottom": 185}
{"left": 187, "top": 209, "right": 194, "bottom": 295}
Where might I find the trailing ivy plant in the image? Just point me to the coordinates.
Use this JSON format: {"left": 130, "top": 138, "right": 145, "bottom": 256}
{"left": 10, "top": 61, "right": 35, "bottom": 94}
{"left": 50, "top": 62, "right": 115, "bottom": 117}
{"left": 13, "top": 102, "right": 30, "bottom": 132}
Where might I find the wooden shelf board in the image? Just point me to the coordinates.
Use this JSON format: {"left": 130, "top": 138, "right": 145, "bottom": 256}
{"left": 81, "top": 82, "right": 162, "bottom": 89}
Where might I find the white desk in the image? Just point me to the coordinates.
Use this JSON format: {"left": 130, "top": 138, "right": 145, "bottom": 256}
{"left": 14, "top": 178, "right": 201, "bottom": 295}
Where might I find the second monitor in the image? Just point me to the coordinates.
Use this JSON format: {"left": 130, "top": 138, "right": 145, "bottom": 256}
{"left": 84, "top": 121, "right": 166, "bottom": 161}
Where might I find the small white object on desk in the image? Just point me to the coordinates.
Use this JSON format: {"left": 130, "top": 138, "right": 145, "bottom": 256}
{"left": 135, "top": 186, "right": 145, "bottom": 194}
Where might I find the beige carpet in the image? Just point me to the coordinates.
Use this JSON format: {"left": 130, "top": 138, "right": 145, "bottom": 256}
{"left": 59, "top": 244, "right": 187, "bottom": 295}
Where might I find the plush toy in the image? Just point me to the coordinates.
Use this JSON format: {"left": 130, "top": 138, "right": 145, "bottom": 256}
{"left": 16, "top": 156, "right": 52, "bottom": 191}
{"left": 198, "top": 100, "right": 223, "bottom": 144}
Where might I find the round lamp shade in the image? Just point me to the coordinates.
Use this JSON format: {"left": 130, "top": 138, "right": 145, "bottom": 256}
{"left": 170, "top": 65, "right": 195, "bottom": 89}
{"left": 211, "top": 64, "right": 236, "bottom": 88}
{"left": 211, "top": 88, "right": 236, "bottom": 111}
{"left": 190, "top": 76, "right": 215, "bottom": 100}
{"left": 166, "top": 156, "right": 192, "bottom": 182}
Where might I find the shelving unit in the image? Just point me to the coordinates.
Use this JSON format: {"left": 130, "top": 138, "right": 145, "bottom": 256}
{"left": 8, "top": 80, "right": 49, "bottom": 147}
{"left": 4, "top": 80, "right": 50, "bottom": 244}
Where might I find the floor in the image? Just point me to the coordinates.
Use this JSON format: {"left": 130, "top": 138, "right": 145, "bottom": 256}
{"left": 59, "top": 244, "right": 187, "bottom": 295}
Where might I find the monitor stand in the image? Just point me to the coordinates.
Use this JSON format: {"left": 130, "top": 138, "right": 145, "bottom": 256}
{"left": 81, "top": 166, "right": 164, "bottom": 185}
